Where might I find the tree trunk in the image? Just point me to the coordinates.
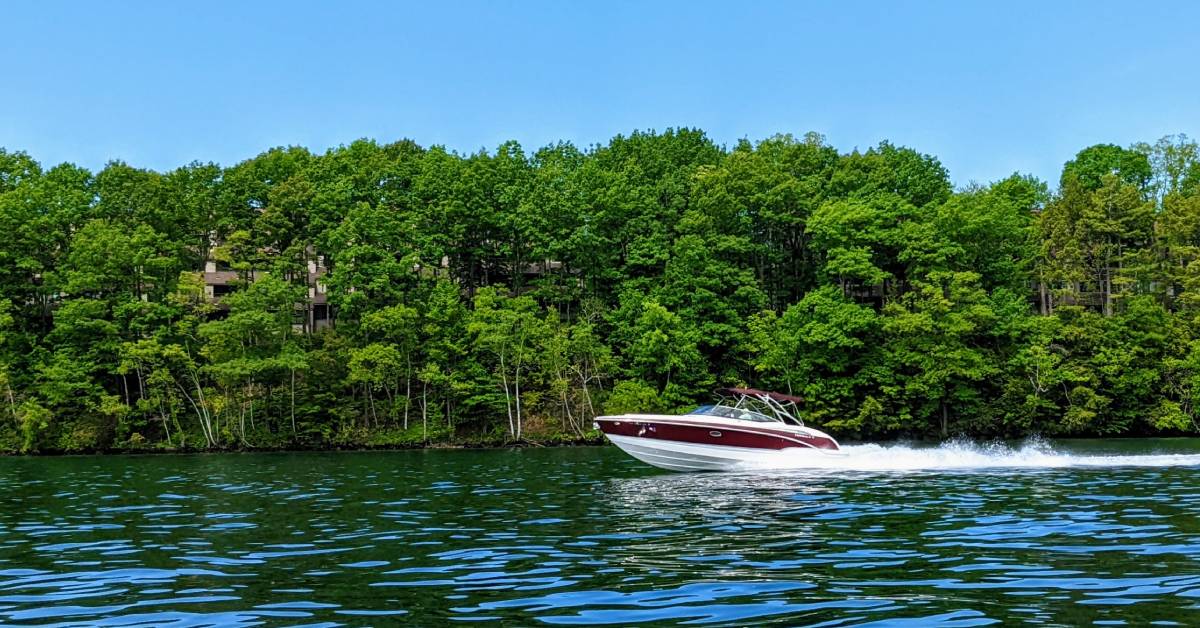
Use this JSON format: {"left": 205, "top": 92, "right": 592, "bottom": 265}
{"left": 290, "top": 368, "right": 297, "bottom": 436}
{"left": 500, "top": 353, "right": 514, "bottom": 438}
{"left": 158, "top": 399, "right": 173, "bottom": 447}
{"left": 367, "top": 387, "right": 379, "bottom": 428}
{"left": 239, "top": 398, "right": 247, "bottom": 445}
{"left": 514, "top": 363, "right": 523, "bottom": 441}
{"left": 213, "top": 392, "right": 221, "bottom": 446}
{"left": 247, "top": 381, "right": 256, "bottom": 432}
{"left": 404, "top": 355, "right": 411, "bottom": 430}
{"left": 180, "top": 371, "right": 215, "bottom": 447}
{"left": 1039, "top": 274, "right": 1048, "bottom": 316}
{"left": 563, "top": 388, "right": 579, "bottom": 436}
{"left": 581, "top": 378, "right": 596, "bottom": 426}
{"left": 421, "top": 380, "right": 428, "bottom": 441}
{"left": 383, "top": 383, "right": 395, "bottom": 426}
{"left": 1104, "top": 259, "right": 1113, "bottom": 317}
{"left": 6, "top": 380, "right": 17, "bottom": 423}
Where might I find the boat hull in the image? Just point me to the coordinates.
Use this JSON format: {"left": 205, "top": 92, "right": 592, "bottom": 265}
{"left": 596, "top": 414, "right": 841, "bottom": 472}
{"left": 604, "top": 433, "right": 837, "bottom": 472}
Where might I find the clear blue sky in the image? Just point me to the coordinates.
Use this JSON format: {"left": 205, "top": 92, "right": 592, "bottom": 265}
{"left": 3, "top": 1, "right": 1197, "bottom": 186}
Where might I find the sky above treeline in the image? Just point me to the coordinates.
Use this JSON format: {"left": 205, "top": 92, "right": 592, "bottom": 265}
{"left": 3, "top": 1, "right": 1197, "bottom": 187}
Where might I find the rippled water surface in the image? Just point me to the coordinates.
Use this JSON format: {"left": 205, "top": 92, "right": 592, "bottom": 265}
{"left": 2, "top": 440, "right": 1200, "bottom": 626}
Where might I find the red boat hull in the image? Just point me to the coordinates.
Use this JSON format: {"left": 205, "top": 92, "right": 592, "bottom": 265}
{"left": 597, "top": 417, "right": 839, "bottom": 451}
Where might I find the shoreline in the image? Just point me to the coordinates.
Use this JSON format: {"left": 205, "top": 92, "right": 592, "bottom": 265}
{"left": 4, "top": 433, "right": 1199, "bottom": 458}
{"left": 0, "top": 434, "right": 610, "bottom": 457}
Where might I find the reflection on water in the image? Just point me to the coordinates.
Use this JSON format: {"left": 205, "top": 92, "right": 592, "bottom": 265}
{"left": 0, "top": 440, "right": 1199, "bottom": 625}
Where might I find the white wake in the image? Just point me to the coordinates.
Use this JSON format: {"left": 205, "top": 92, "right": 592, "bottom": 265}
{"left": 743, "top": 438, "right": 1200, "bottom": 472}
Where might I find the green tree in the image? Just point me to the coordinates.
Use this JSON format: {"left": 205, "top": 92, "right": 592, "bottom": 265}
{"left": 1061, "top": 144, "right": 1153, "bottom": 194}
{"left": 748, "top": 285, "right": 877, "bottom": 428}
{"left": 617, "top": 299, "right": 709, "bottom": 408}
{"left": 199, "top": 275, "right": 304, "bottom": 443}
{"left": 878, "top": 272, "right": 999, "bottom": 437}
{"left": 468, "top": 287, "right": 546, "bottom": 440}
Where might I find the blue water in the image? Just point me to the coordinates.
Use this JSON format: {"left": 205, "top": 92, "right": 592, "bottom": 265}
{"left": 1, "top": 440, "right": 1200, "bottom": 626}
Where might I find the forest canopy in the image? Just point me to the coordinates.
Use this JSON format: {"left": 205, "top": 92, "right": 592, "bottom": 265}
{"left": 1, "top": 130, "right": 1199, "bottom": 453}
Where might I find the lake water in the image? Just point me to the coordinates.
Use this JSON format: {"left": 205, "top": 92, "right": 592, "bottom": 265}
{"left": 2, "top": 439, "right": 1200, "bottom": 626}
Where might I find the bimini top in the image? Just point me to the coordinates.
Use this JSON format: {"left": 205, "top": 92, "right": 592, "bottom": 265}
{"left": 715, "top": 387, "right": 803, "bottom": 405}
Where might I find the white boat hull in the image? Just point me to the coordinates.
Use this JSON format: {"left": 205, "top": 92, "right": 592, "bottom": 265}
{"left": 605, "top": 433, "right": 842, "bottom": 472}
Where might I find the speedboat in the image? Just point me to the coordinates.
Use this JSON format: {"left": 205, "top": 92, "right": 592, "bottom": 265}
{"left": 595, "top": 387, "right": 841, "bottom": 472}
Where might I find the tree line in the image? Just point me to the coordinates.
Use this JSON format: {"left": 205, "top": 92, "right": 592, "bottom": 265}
{"left": 1, "top": 130, "right": 1199, "bottom": 452}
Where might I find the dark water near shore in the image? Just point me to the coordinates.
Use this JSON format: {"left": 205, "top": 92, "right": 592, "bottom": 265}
{"left": 2, "top": 440, "right": 1200, "bottom": 626}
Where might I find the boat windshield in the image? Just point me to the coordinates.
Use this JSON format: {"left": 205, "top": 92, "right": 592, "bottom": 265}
{"left": 688, "top": 391, "right": 805, "bottom": 426}
{"left": 688, "top": 404, "right": 780, "bottom": 423}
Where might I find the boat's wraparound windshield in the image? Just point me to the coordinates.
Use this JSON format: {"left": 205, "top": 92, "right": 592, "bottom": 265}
{"left": 688, "top": 404, "right": 778, "bottom": 423}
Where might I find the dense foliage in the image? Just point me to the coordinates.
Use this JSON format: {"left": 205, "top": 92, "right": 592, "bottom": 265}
{"left": 2, "top": 130, "right": 1199, "bottom": 452}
